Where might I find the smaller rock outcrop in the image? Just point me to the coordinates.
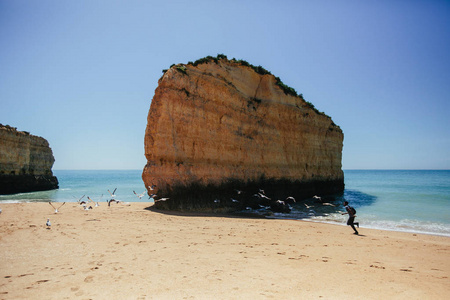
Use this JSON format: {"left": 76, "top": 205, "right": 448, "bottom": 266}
{"left": 0, "top": 124, "right": 58, "bottom": 194}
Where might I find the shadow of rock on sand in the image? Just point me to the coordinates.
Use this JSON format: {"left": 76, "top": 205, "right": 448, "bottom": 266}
{"left": 144, "top": 205, "right": 267, "bottom": 219}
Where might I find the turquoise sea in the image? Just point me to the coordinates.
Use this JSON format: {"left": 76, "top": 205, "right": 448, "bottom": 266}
{"left": 0, "top": 170, "right": 449, "bottom": 236}
{"left": 277, "top": 170, "right": 450, "bottom": 237}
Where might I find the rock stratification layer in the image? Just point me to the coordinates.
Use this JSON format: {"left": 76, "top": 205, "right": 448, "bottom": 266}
{"left": 143, "top": 56, "right": 344, "bottom": 210}
{"left": 0, "top": 125, "right": 58, "bottom": 194}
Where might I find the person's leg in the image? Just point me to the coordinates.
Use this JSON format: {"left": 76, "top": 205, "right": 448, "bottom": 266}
{"left": 348, "top": 217, "right": 358, "bottom": 234}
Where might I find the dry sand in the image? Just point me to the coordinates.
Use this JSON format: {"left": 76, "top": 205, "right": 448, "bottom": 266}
{"left": 0, "top": 202, "right": 449, "bottom": 299}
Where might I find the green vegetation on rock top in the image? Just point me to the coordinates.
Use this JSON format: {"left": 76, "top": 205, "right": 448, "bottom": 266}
{"left": 162, "top": 54, "right": 327, "bottom": 116}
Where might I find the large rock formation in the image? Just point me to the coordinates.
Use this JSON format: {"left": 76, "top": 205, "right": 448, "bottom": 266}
{"left": 143, "top": 55, "right": 344, "bottom": 211}
{"left": 0, "top": 124, "right": 58, "bottom": 194}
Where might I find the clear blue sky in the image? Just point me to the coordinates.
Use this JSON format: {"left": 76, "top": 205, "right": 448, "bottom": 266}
{"left": 1, "top": 0, "right": 449, "bottom": 170}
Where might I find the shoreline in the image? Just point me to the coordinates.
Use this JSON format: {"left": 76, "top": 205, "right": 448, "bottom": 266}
{"left": 299, "top": 218, "right": 450, "bottom": 238}
{"left": 1, "top": 200, "right": 449, "bottom": 237}
{"left": 0, "top": 202, "right": 449, "bottom": 299}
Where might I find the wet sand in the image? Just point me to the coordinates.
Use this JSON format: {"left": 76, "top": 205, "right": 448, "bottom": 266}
{"left": 0, "top": 202, "right": 449, "bottom": 299}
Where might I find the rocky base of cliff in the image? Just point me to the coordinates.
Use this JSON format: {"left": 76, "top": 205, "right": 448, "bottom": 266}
{"left": 153, "top": 177, "right": 344, "bottom": 212}
{"left": 0, "top": 174, "right": 59, "bottom": 195}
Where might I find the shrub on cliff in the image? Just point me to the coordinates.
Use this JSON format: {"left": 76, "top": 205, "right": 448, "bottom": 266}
{"left": 176, "top": 65, "right": 187, "bottom": 75}
{"left": 274, "top": 76, "right": 298, "bottom": 97}
{"left": 192, "top": 55, "right": 219, "bottom": 66}
{"left": 163, "top": 54, "right": 326, "bottom": 115}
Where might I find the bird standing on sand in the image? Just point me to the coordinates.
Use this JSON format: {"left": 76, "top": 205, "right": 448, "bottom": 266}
{"left": 49, "top": 202, "right": 65, "bottom": 213}
{"left": 46, "top": 219, "right": 51, "bottom": 228}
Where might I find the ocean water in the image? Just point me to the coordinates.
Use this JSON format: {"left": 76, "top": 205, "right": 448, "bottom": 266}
{"left": 0, "top": 170, "right": 147, "bottom": 204}
{"left": 0, "top": 170, "right": 449, "bottom": 236}
{"left": 271, "top": 170, "right": 450, "bottom": 237}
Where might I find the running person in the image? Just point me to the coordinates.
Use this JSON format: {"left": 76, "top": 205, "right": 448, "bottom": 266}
{"left": 342, "top": 201, "right": 359, "bottom": 235}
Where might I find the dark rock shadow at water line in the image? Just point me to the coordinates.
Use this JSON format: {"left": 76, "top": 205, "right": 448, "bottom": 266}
{"left": 340, "top": 189, "right": 377, "bottom": 209}
{"left": 259, "top": 189, "right": 378, "bottom": 220}
{"left": 144, "top": 189, "right": 377, "bottom": 220}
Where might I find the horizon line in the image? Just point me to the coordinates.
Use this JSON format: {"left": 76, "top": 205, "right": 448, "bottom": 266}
{"left": 52, "top": 169, "right": 450, "bottom": 171}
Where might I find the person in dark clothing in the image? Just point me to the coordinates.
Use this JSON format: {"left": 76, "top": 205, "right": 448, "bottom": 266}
{"left": 342, "top": 201, "right": 359, "bottom": 235}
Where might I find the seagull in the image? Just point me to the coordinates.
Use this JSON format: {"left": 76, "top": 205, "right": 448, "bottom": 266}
{"left": 259, "top": 193, "right": 271, "bottom": 201}
{"left": 46, "top": 218, "right": 51, "bottom": 227}
{"left": 313, "top": 195, "right": 322, "bottom": 202}
{"left": 0, "top": 208, "right": 2, "bottom": 214}
{"left": 108, "top": 198, "right": 128, "bottom": 206}
{"left": 73, "top": 195, "right": 86, "bottom": 204}
{"left": 304, "top": 203, "right": 316, "bottom": 215}
{"left": 107, "top": 188, "right": 118, "bottom": 206}
{"left": 234, "top": 189, "right": 242, "bottom": 195}
{"left": 322, "top": 203, "right": 336, "bottom": 207}
{"left": 231, "top": 198, "right": 239, "bottom": 203}
{"left": 133, "top": 190, "right": 146, "bottom": 199}
{"left": 87, "top": 197, "right": 100, "bottom": 207}
{"left": 49, "top": 202, "right": 65, "bottom": 213}
{"left": 95, "top": 195, "right": 103, "bottom": 207}
{"left": 214, "top": 199, "right": 220, "bottom": 203}
{"left": 285, "top": 196, "right": 296, "bottom": 203}
{"left": 108, "top": 188, "right": 117, "bottom": 199}
{"left": 148, "top": 185, "right": 156, "bottom": 191}
{"left": 154, "top": 198, "right": 169, "bottom": 202}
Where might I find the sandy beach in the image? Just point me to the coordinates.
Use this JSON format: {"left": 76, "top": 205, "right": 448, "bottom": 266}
{"left": 0, "top": 202, "right": 448, "bottom": 299}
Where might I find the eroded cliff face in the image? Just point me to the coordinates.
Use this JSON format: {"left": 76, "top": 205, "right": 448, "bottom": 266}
{"left": 0, "top": 125, "right": 58, "bottom": 194}
{"left": 143, "top": 57, "right": 343, "bottom": 210}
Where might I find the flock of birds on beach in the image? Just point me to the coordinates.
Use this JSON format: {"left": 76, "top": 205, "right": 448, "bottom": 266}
{"left": 0, "top": 184, "right": 341, "bottom": 230}
{"left": 44, "top": 186, "right": 167, "bottom": 228}
{"left": 0, "top": 185, "right": 339, "bottom": 229}
{"left": 43, "top": 185, "right": 338, "bottom": 218}
{"left": 45, "top": 185, "right": 168, "bottom": 215}
{"left": 227, "top": 189, "right": 338, "bottom": 214}
{"left": 0, "top": 181, "right": 346, "bottom": 232}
